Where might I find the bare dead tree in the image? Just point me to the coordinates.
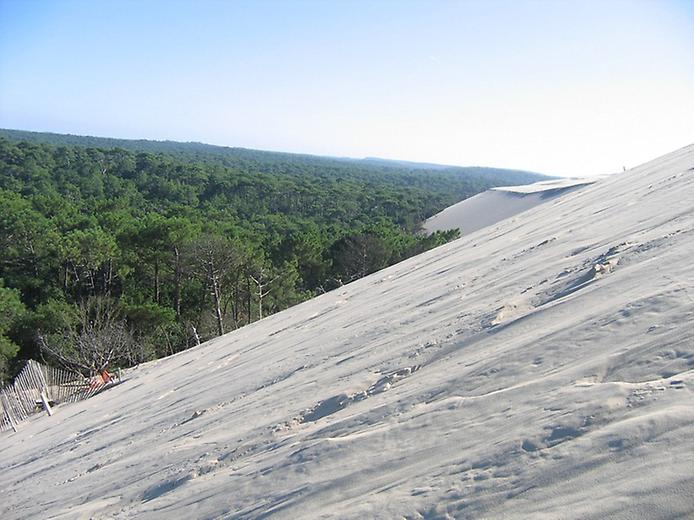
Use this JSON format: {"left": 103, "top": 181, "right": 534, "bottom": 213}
{"left": 188, "top": 235, "right": 238, "bottom": 336}
{"left": 191, "top": 325, "right": 201, "bottom": 346}
{"left": 249, "top": 265, "right": 280, "bottom": 321}
{"left": 98, "top": 157, "right": 109, "bottom": 176}
{"left": 37, "top": 297, "right": 139, "bottom": 376}
{"left": 172, "top": 245, "right": 184, "bottom": 318}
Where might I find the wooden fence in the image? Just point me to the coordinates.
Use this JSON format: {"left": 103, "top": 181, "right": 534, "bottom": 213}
{"left": 0, "top": 360, "right": 115, "bottom": 433}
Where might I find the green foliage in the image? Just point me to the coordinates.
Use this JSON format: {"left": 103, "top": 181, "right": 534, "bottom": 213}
{"left": 0, "top": 280, "right": 26, "bottom": 382}
{"left": 0, "top": 131, "right": 546, "bottom": 372}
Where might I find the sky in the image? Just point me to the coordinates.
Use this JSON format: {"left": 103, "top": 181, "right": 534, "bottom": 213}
{"left": 0, "top": 0, "right": 693, "bottom": 177}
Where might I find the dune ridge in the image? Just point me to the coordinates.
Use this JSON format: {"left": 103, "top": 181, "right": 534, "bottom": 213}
{"left": 423, "top": 177, "right": 596, "bottom": 235}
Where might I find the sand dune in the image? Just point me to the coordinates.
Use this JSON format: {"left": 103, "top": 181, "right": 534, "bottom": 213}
{"left": 1, "top": 146, "right": 693, "bottom": 519}
{"left": 423, "top": 178, "right": 596, "bottom": 235}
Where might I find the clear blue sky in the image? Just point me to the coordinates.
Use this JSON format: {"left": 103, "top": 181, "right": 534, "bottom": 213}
{"left": 1, "top": 0, "right": 693, "bottom": 176}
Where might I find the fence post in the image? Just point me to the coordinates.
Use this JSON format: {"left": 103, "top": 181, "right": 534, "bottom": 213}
{"left": 40, "top": 390, "right": 53, "bottom": 416}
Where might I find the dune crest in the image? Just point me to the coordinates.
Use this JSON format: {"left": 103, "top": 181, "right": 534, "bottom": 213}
{"left": 424, "top": 177, "right": 597, "bottom": 235}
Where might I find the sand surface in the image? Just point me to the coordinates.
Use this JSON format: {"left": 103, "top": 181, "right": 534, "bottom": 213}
{"left": 423, "top": 178, "right": 596, "bottom": 235}
{"left": 1, "top": 146, "right": 693, "bottom": 519}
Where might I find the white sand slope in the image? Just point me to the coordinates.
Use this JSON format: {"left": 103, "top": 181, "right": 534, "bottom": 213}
{"left": 423, "top": 178, "right": 596, "bottom": 235}
{"left": 2, "top": 146, "right": 694, "bottom": 519}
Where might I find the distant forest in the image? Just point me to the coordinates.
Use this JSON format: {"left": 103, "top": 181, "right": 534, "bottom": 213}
{"left": 0, "top": 129, "right": 548, "bottom": 381}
